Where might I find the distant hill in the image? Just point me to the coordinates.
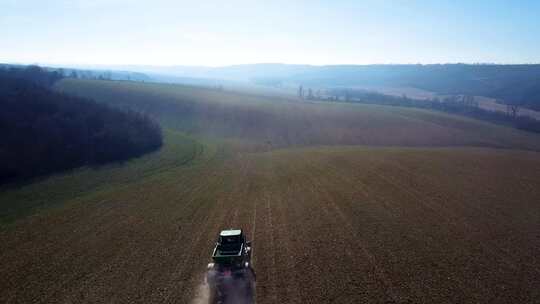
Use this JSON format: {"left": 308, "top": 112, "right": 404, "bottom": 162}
{"left": 107, "top": 63, "right": 540, "bottom": 111}
{"left": 56, "top": 78, "right": 540, "bottom": 152}
{"left": 0, "top": 63, "right": 152, "bottom": 82}
{"left": 285, "top": 64, "right": 540, "bottom": 110}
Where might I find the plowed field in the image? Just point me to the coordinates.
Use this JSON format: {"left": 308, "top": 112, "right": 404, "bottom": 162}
{"left": 1, "top": 80, "right": 539, "bottom": 303}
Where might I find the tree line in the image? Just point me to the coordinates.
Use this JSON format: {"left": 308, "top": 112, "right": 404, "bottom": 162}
{"left": 287, "top": 64, "right": 540, "bottom": 111}
{"left": 0, "top": 66, "right": 163, "bottom": 185}
{"left": 318, "top": 88, "right": 540, "bottom": 134}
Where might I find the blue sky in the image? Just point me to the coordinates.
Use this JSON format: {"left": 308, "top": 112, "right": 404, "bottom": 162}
{"left": 1, "top": 0, "right": 539, "bottom": 66}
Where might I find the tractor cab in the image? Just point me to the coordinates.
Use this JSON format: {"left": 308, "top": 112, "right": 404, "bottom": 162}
{"left": 218, "top": 229, "right": 244, "bottom": 254}
{"left": 211, "top": 229, "right": 251, "bottom": 267}
{"left": 207, "top": 228, "right": 256, "bottom": 303}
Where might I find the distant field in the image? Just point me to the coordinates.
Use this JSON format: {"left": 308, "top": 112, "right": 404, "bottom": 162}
{"left": 475, "top": 96, "right": 540, "bottom": 120}
{"left": 352, "top": 85, "right": 540, "bottom": 121}
{"left": 1, "top": 79, "right": 539, "bottom": 303}
{"left": 56, "top": 79, "right": 540, "bottom": 151}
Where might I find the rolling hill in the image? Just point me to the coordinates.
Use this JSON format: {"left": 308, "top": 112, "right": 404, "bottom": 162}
{"left": 100, "top": 63, "right": 540, "bottom": 111}
{"left": 55, "top": 79, "right": 540, "bottom": 151}
{"left": 1, "top": 79, "right": 539, "bottom": 303}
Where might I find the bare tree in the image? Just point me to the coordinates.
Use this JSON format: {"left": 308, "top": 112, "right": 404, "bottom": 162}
{"left": 507, "top": 103, "right": 520, "bottom": 118}
{"left": 401, "top": 94, "right": 409, "bottom": 103}
{"left": 307, "top": 88, "right": 314, "bottom": 100}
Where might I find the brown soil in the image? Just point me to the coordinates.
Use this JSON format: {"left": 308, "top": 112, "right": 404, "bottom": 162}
{"left": 2, "top": 147, "right": 539, "bottom": 303}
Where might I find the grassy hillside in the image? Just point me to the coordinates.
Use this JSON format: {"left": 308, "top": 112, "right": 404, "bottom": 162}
{"left": 0, "top": 130, "right": 201, "bottom": 225}
{"left": 56, "top": 79, "right": 540, "bottom": 151}
{"left": 1, "top": 79, "right": 539, "bottom": 303}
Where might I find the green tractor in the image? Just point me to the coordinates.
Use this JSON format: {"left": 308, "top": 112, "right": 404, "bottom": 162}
{"left": 206, "top": 229, "right": 255, "bottom": 304}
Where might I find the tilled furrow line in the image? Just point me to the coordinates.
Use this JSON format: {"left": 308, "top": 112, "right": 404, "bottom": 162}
{"left": 174, "top": 163, "right": 248, "bottom": 302}
{"left": 267, "top": 170, "right": 302, "bottom": 304}
{"left": 159, "top": 163, "right": 234, "bottom": 303}
{"left": 299, "top": 157, "right": 399, "bottom": 303}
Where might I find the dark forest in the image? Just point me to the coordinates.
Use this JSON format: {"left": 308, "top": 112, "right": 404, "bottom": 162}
{"left": 0, "top": 67, "right": 163, "bottom": 185}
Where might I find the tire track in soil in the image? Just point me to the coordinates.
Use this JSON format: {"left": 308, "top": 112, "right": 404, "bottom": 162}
{"left": 346, "top": 161, "right": 521, "bottom": 301}
{"left": 140, "top": 173, "right": 224, "bottom": 302}
{"left": 351, "top": 156, "right": 540, "bottom": 286}
{"left": 253, "top": 159, "right": 303, "bottom": 304}
{"left": 306, "top": 151, "right": 540, "bottom": 302}
{"left": 249, "top": 195, "right": 258, "bottom": 304}
{"left": 262, "top": 191, "right": 279, "bottom": 304}
{"left": 300, "top": 154, "right": 483, "bottom": 301}
{"left": 158, "top": 164, "right": 231, "bottom": 303}
{"left": 294, "top": 204, "right": 324, "bottom": 302}
{"left": 289, "top": 162, "right": 350, "bottom": 303}
{"left": 4, "top": 144, "right": 540, "bottom": 304}
{"left": 162, "top": 153, "right": 244, "bottom": 299}
{"left": 310, "top": 155, "right": 478, "bottom": 302}
{"left": 300, "top": 155, "right": 477, "bottom": 302}
{"left": 2, "top": 161, "right": 215, "bottom": 304}
{"left": 172, "top": 159, "right": 247, "bottom": 303}
{"left": 272, "top": 177, "right": 302, "bottom": 304}
{"left": 381, "top": 155, "right": 540, "bottom": 277}
{"left": 246, "top": 154, "right": 280, "bottom": 304}
{"left": 298, "top": 157, "right": 400, "bottom": 303}
{"left": 231, "top": 155, "right": 259, "bottom": 304}
{"left": 250, "top": 189, "right": 258, "bottom": 262}
{"left": 316, "top": 187, "right": 401, "bottom": 303}
{"left": 114, "top": 166, "right": 222, "bottom": 303}
{"left": 186, "top": 154, "right": 256, "bottom": 304}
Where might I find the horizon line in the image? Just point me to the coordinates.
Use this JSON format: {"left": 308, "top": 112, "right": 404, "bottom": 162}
{"left": 3, "top": 61, "right": 540, "bottom": 69}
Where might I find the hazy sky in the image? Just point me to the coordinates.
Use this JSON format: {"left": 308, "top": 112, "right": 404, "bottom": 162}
{"left": 1, "top": 0, "right": 540, "bottom": 66}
